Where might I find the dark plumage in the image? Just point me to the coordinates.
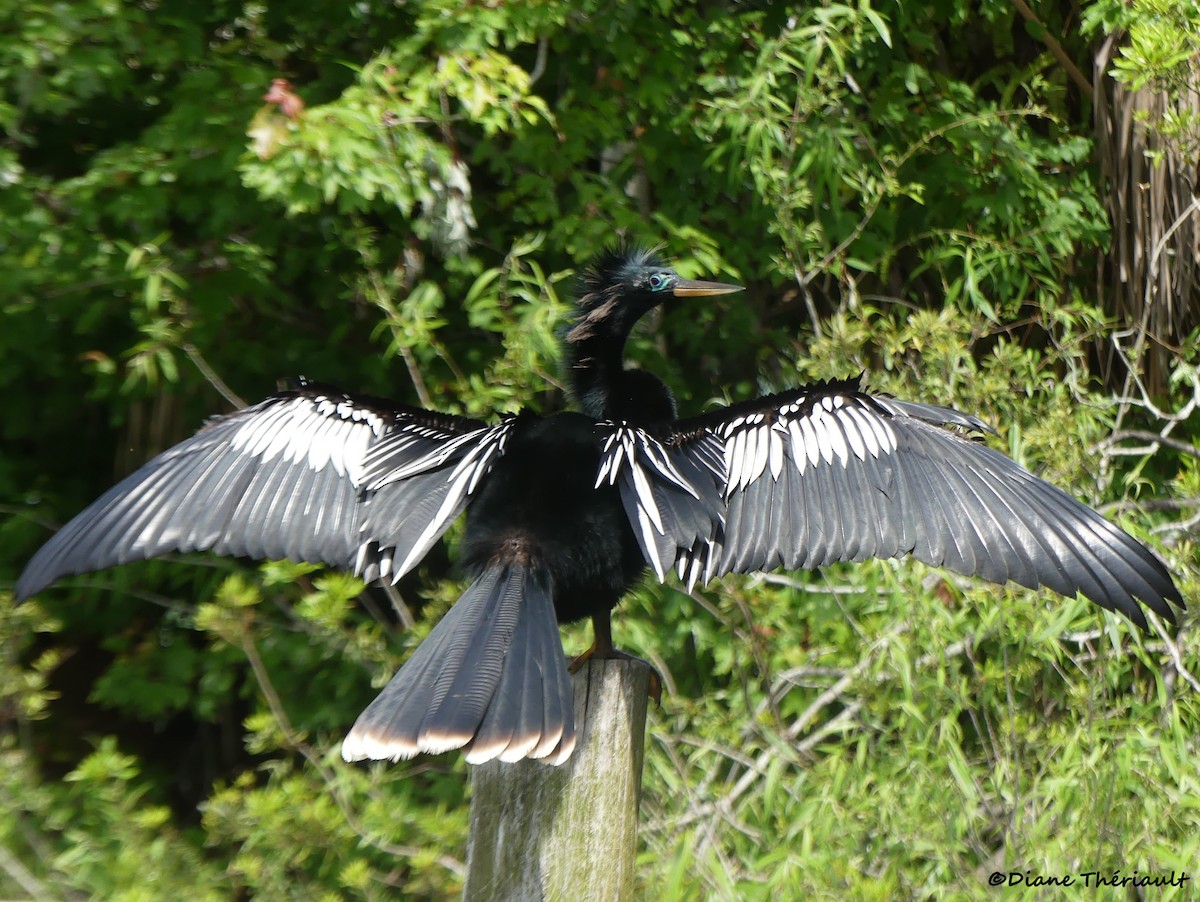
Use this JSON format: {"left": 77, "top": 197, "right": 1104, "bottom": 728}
{"left": 15, "top": 247, "right": 1184, "bottom": 765}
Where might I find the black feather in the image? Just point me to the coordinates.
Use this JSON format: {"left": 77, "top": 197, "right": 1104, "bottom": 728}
{"left": 343, "top": 564, "right": 574, "bottom": 764}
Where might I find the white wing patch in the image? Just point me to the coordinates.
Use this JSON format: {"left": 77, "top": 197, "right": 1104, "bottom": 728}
{"left": 609, "top": 383, "right": 1108, "bottom": 613}
{"left": 722, "top": 394, "right": 896, "bottom": 491}
{"left": 218, "top": 389, "right": 511, "bottom": 585}
{"left": 228, "top": 393, "right": 388, "bottom": 485}
{"left": 597, "top": 425, "right": 723, "bottom": 581}
{"left": 361, "top": 420, "right": 517, "bottom": 581}
{"left": 608, "top": 389, "right": 911, "bottom": 592}
{"left": 364, "top": 420, "right": 511, "bottom": 490}
{"left": 597, "top": 427, "right": 704, "bottom": 496}
{"left": 360, "top": 423, "right": 467, "bottom": 485}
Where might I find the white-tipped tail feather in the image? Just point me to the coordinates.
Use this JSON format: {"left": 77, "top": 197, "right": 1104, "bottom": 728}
{"left": 341, "top": 563, "right": 576, "bottom": 766}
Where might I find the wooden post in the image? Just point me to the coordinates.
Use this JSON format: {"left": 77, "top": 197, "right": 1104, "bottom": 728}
{"left": 464, "top": 658, "right": 651, "bottom": 902}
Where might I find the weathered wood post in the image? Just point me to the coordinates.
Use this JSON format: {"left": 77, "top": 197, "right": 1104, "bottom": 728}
{"left": 464, "top": 658, "right": 651, "bottom": 901}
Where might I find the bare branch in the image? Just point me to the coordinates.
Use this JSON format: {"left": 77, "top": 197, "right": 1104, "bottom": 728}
{"left": 183, "top": 342, "right": 246, "bottom": 409}
{"left": 1009, "top": 0, "right": 1093, "bottom": 98}
{"left": 238, "top": 630, "right": 466, "bottom": 878}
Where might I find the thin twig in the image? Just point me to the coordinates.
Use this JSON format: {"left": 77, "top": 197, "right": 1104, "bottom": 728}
{"left": 1009, "top": 0, "right": 1093, "bottom": 98}
{"left": 183, "top": 343, "right": 246, "bottom": 409}
{"left": 397, "top": 343, "right": 434, "bottom": 409}
{"left": 528, "top": 37, "right": 548, "bottom": 85}
{"left": 238, "top": 631, "right": 466, "bottom": 878}
{"left": 1149, "top": 616, "right": 1200, "bottom": 694}
{"left": 1099, "top": 430, "right": 1200, "bottom": 460}
{"left": 379, "top": 582, "right": 416, "bottom": 630}
{"left": 1097, "top": 496, "right": 1200, "bottom": 516}
{"left": 1153, "top": 507, "right": 1200, "bottom": 536}
{"left": 0, "top": 844, "right": 54, "bottom": 900}
{"left": 666, "top": 623, "right": 913, "bottom": 831}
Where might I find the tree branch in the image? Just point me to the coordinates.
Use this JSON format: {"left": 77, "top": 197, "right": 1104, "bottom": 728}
{"left": 1010, "top": 0, "right": 1093, "bottom": 99}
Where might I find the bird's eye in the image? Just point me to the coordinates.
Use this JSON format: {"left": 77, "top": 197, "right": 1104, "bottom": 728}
{"left": 648, "top": 274, "right": 667, "bottom": 291}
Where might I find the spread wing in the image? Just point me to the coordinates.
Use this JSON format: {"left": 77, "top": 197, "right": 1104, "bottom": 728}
{"left": 598, "top": 376, "right": 1182, "bottom": 629}
{"left": 16, "top": 378, "right": 517, "bottom": 599}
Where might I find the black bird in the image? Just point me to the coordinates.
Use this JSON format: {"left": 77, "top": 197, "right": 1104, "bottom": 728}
{"left": 15, "top": 247, "right": 1183, "bottom": 766}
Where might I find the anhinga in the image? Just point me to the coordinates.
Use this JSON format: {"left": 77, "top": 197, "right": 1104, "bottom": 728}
{"left": 15, "top": 247, "right": 1184, "bottom": 766}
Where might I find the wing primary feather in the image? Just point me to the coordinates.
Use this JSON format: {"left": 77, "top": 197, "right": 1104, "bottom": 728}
{"left": 649, "top": 381, "right": 1178, "bottom": 631}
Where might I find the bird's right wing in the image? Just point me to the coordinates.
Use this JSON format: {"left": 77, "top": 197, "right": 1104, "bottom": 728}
{"left": 598, "top": 377, "right": 1182, "bottom": 629}
{"left": 16, "top": 379, "right": 517, "bottom": 599}
{"left": 594, "top": 423, "right": 726, "bottom": 582}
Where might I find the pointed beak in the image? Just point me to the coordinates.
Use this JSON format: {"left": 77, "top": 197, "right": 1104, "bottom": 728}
{"left": 672, "top": 278, "right": 743, "bottom": 297}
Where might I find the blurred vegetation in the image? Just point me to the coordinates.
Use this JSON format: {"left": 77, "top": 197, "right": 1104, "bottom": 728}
{"left": 1, "top": 0, "right": 1197, "bottom": 898}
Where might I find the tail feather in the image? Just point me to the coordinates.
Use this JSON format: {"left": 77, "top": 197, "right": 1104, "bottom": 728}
{"left": 341, "top": 563, "right": 576, "bottom": 765}
{"left": 528, "top": 585, "right": 575, "bottom": 762}
{"left": 463, "top": 578, "right": 540, "bottom": 763}
{"left": 420, "top": 571, "right": 523, "bottom": 752}
{"left": 343, "top": 584, "right": 484, "bottom": 759}
{"left": 462, "top": 568, "right": 576, "bottom": 764}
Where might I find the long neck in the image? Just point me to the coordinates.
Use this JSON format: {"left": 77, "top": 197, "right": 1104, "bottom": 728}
{"left": 567, "top": 336, "right": 676, "bottom": 423}
{"left": 568, "top": 336, "right": 627, "bottom": 420}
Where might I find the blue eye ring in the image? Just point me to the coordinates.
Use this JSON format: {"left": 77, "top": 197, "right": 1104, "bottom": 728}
{"left": 648, "top": 273, "right": 667, "bottom": 290}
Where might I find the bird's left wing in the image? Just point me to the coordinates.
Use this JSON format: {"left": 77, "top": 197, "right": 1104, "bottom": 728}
{"left": 598, "top": 376, "right": 1182, "bottom": 629}
{"left": 16, "top": 379, "right": 517, "bottom": 599}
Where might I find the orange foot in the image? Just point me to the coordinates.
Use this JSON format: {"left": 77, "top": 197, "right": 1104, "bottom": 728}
{"left": 570, "top": 615, "right": 663, "bottom": 705}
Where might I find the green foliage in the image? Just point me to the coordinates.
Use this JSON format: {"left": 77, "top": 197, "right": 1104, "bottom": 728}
{"left": 630, "top": 299, "right": 1200, "bottom": 897}
{"left": 1085, "top": 0, "right": 1200, "bottom": 160}
{"left": 1, "top": 0, "right": 1196, "bottom": 898}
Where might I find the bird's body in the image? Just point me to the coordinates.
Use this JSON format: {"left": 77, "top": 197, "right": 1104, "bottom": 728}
{"left": 459, "top": 411, "right": 644, "bottom": 626}
{"left": 15, "top": 247, "right": 1184, "bottom": 766}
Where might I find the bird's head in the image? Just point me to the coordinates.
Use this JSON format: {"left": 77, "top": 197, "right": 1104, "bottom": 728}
{"left": 566, "top": 246, "right": 741, "bottom": 347}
